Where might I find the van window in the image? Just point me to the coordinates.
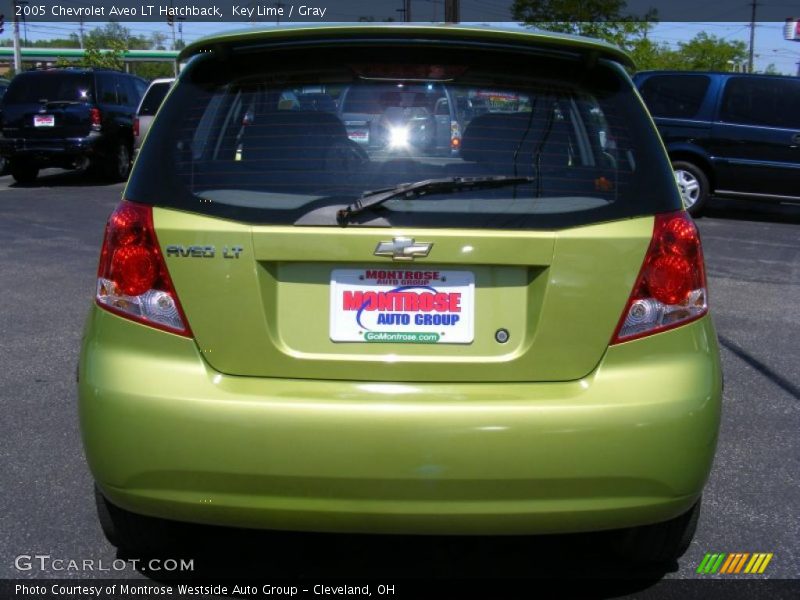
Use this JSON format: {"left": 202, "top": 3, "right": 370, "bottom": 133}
{"left": 639, "top": 74, "right": 710, "bottom": 119}
{"left": 720, "top": 76, "right": 800, "bottom": 129}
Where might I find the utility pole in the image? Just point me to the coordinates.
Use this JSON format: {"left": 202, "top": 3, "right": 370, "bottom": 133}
{"left": 444, "top": 0, "right": 460, "bottom": 23}
{"left": 12, "top": 1, "right": 21, "bottom": 73}
{"left": 79, "top": 17, "right": 85, "bottom": 49}
{"left": 748, "top": 0, "right": 758, "bottom": 73}
{"left": 396, "top": 0, "right": 412, "bottom": 22}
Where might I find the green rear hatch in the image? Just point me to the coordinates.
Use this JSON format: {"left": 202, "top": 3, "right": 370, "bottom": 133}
{"left": 127, "top": 25, "right": 681, "bottom": 383}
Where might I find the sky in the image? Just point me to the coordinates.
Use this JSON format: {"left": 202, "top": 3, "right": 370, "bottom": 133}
{"left": 6, "top": 19, "right": 800, "bottom": 75}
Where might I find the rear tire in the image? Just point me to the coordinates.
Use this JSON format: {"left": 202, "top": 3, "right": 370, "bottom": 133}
{"left": 672, "top": 161, "right": 709, "bottom": 216}
{"left": 94, "top": 484, "right": 178, "bottom": 554}
{"left": 10, "top": 161, "right": 39, "bottom": 184}
{"left": 614, "top": 498, "right": 702, "bottom": 564}
{"left": 105, "top": 141, "right": 132, "bottom": 182}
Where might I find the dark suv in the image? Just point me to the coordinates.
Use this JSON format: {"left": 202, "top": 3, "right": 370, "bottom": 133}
{"left": 634, "top": 71, "right": 800, "bottom": 214}
{"left": 0, "top": 68, "right": 147, "bottom": 183}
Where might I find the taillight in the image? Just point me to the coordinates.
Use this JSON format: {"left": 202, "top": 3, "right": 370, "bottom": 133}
{"left": 611, "top": 211, "right": 707, "bottom": 344}
{"left": 450, "top": 120, "right": 461, "bottom": 149}
{"left": 133, "top": 116, "right": 139, "bottom": 137}
{"left": 96, "top": 201, "right": 192, "bottom": 337}
{"left": 90, "top": 107, "right": 102, "bottom": 131}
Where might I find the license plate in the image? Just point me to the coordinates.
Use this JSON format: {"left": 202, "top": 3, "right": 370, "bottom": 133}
{"left": 347, "top": 129, "right": 369, "bottom": 143}
{"left": 330, "top": 269, "right": 474, "bottom": 344}
{"left": 34, "top": 115, "right": 55, "bottom": 127}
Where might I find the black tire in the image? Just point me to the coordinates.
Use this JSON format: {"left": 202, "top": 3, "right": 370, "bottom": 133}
{"left": 672, "top": 161, "right": 710, "bottom": 216}
{"left": 613, "top": 498, "right": 702, "bottom": 564}
{"left": 105, "top": 141, "right": 132, "bottom": 182}
{"left": 10, "top": 161, "right": 39, "bottom": 184}
{"left": 94, "top": 484, "right": 179, "bottom": 554}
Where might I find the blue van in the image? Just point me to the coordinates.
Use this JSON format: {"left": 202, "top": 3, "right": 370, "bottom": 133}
{"left": 634, "top": 71, "right": 800, "bottom": 214}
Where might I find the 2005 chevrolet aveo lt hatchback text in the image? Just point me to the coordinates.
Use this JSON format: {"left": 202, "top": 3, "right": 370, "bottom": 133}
{"left": 78, "top": 25, "right": 722, "bottom": 563}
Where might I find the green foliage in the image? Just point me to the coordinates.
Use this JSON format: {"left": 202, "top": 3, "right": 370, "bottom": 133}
{"left": 629, "top": 33, "right": 747, "bottom": 71}
{"left": 24, "top": 23, "right": 179, "bottom": 78}
{"left": 28, "top": 36, "right": 81, "bottom": 48}
{"left": 86, "top": 22, "right": 150, "bottom": 51}
{"left": 511, "top": 0, "right": 658, "bottom": 50}
{"left": 81, "top": 37, "right": 127, "bottom": 71}
{"left": 671, "top": 32, "right": 747, "bottom": 71}
{"left": 132, "top": 62, "right": 176, "bottom": 80}
{"left": 512, "top": 0, "right": 750, "bottom": 73}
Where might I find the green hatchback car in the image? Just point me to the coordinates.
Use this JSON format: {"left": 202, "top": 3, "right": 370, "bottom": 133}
{"left": 79, "top": 25, "right": 722, "bottom": 563}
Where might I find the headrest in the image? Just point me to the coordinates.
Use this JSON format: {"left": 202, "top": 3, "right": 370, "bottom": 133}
{"left": 241, "top": 110, "right": 348, "bottom": 169}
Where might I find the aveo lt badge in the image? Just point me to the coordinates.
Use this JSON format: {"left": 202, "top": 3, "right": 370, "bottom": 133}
{"left": 373, "top": 237, "right": 432, "bottom": 261}
{"left": 165, "top": 245, "right": 244, "bottom": 259}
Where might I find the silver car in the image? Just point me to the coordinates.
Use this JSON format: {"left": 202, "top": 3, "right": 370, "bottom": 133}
{"left": 133, "top": 78, "right": 174, "bottom": 155}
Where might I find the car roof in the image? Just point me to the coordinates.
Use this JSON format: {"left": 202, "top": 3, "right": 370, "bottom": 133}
{"left": 178, "top": 23, "right": 634, "bottom": 68}
{"left": 15, "top": 68, "right": 145, "bottom": 81}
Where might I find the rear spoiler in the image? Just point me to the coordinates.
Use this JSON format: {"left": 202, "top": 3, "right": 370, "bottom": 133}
{"left": 178, "top": 25, "right": 635, "bottom": 70}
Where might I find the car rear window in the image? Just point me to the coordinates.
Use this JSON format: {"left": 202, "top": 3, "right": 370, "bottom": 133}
{"left": 128, "top": 43, "right": 680, "bottom": 229}
{"left": 4, "top": 72, "right": 94, "bottom": 104}
{"left": 638, "top": 74, "right": 710, "bottom": 120}
{"left": 138, "top": 82, "right": 172, "bottom": 116}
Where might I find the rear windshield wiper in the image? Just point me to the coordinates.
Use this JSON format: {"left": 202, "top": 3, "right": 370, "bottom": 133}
{"left": 336, "top": 175, "right": 535, "bottom": 226}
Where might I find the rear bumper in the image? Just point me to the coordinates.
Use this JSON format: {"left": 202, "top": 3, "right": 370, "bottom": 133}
{"left": 0, "top": 134, "right": 103, "bottom": 165}
{"left": 79, "top": 307, "right": 722, "bottom": 535}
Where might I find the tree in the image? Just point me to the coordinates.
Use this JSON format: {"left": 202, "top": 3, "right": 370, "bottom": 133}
{"left": 86, "top": 22, "right": 150, "bottom": 51}
{"left": 511, "top": 0, "right": 657, "bottom": 51}
{"left": 762, "top": 63, "right": 783, "bottom": 75}
{"left": 80, "top": 37, "right": 127, "bottom": 71}
{"left": 512, "top": 1, "right": 751, "bottom": 73}
{"left": 133, "top": 62, "right": 176, "bottom": 80}
{"left": 150, "top": 32, "right": 168, "bottom": 51}
{"left": 628, "top": 38, "right": 682, "bottom": 71}
{"left": 673, "top": 32, "right": 746, "bottom": 72}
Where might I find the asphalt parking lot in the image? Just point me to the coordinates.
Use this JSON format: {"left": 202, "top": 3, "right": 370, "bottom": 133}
{"left": 0, "top": 169, "right": 798, "bottom": 593}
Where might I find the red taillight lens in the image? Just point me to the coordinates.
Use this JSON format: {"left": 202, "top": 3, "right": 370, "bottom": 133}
{"left": 611, "top": 211, "right": 707, "bottom": 344}
{"left": 110, "top": 245, "right": 158, "bottom": 296}
{"left": 133, "top": 116, "right": 140, "bottom": 137}
{"left": 90, "top": 107, "right": 102, "bottom": 131}
{"left": 96, "top": 201, "right": 191, "bottom": 336}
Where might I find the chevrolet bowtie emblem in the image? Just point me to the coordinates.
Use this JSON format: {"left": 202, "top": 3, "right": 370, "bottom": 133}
{"left": 373, "top": 237, "right": 433, "bottom": 261}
